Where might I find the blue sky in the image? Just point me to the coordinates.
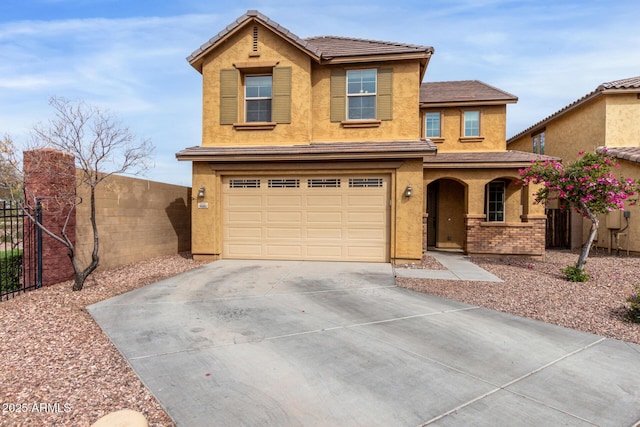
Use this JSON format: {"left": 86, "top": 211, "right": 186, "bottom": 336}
{"left": 1, "top": 0, "right": 639, "bottom": 186}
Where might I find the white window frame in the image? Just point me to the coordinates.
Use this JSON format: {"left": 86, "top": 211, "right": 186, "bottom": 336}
{"left": 245, "top": 74, "right": 272, "bottom": 122}
{"left": 463, "top": 110, "right": 480, "bottom": 137}
{"left": 425, "top": 112, "right": 441, "bottom": 138}
{"left": 346, "top": 69, "right": 377, "bottom": 120}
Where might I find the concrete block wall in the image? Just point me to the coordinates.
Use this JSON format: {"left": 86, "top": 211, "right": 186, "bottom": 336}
{"left": 75, "top": 173, "right": 192, "bottom": 271}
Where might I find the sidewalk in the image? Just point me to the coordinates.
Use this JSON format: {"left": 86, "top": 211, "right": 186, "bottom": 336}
{"left": 394, "top": 251, "right": 503, "bottom": 282}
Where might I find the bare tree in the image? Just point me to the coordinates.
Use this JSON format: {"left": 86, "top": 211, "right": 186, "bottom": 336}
{"left": 0, "top": 136, "right": 23, "bottom": 201}
{"left": 2, "top": 97, "right": 154, "bottom": 291}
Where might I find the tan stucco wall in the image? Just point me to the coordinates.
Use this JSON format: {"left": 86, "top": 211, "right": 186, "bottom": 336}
{"left": 393, "top": 158, "right": 425, "bottom": 260}
{"left": 423, "top": 105, "right": 508, "bottom": 153}
{"left": 508, "top": 96, "right": 607, "bottom": 162}
{"left": 75, "top": 173, "right": 192, "bottom": 270}
{"left": 201, "top": 22, "right": 313, "bottom": 146}
{"left": 590, "top": 160, "right": 640, "bottom": 254}
{"left": 605, "top": 94, "right": 640, "bottom": 147}
{"left": 311, "top": 60, "right": 422, "bottom": 142}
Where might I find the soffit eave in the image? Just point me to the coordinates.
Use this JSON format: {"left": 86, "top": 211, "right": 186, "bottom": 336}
{"left": 422, "top": 161, "right": 535, "bottom": 169}
{"left": 177, "top": 151, "right": 435, "bottom": 163}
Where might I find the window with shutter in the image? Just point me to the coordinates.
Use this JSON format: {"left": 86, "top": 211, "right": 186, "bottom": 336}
{"left": 330, "top": 69, "right": 346, "bottom": 122}
{"left": 220, "top": 69, "right": 239, "bottom": 125}
{"left": 272, "top": 67, "right": 291, "bottom": 123}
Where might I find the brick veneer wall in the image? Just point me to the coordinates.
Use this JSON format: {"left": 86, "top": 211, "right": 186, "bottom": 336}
{"left": 465, "top": 215, "right": 546, "bottom": 256}
{"left": 23, "top": 149, "right": 76, "bottom": 286}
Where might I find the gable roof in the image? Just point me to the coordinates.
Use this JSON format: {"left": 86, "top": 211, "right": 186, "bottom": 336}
{"left": 507, "top": 76, "right": 640, "bottom": 144}
{"left": 420, "top": 80, "right": 518, "bottom": 107}
{"left": 187, "top": 10, "right": 434, "bottom": 73}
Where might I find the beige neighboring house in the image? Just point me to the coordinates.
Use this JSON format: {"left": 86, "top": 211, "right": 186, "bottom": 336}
{"left": 508, "top": 76, "right": 640, "bottom": 254}
{"left": 177, "top": 10, "right": 549, "bottom": 263}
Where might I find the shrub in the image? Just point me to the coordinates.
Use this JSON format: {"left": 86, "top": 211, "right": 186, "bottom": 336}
{"left": 626, "top": 285, "right": 640, "bottom": 323}
{"left": 0, "top": 249, "right": 22, "bottom": 293}
{"left": 562, "top": 264, "right": 590, "bottom": 282}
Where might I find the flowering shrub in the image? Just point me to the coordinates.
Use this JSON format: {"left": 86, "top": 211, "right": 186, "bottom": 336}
{"left": 519, "top": 150, "right": 639, "bottom": 277}
{"left": 626, "top": 284, "right": 640, "bottom": 323}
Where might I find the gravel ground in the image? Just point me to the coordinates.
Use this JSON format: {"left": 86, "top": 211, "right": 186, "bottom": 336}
{"left": 398, "top": 249, "right": 640, "bottom": 345}
{"left": 1, "top": 250, "right": 639, "bottom": 426}
{"left": 0, "top": 253, "right": 206, "bottom": 427}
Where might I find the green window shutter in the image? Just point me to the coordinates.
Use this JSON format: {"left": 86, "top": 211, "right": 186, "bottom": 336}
{"left": 377, "top": 68, "right": 393, "bottom": 121}
{"left": 330, "top": 69, "right": 346, "bottom": 122}
{"left": 272, "top": 66, "right": 291, "bottom": 123}
{"left": 219, "top": 69, "right": 238, "bottom": 125}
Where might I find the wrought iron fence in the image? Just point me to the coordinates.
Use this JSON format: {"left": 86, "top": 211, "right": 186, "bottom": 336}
{"left": 1, "top": 200, "right": 42, "bottom": 301}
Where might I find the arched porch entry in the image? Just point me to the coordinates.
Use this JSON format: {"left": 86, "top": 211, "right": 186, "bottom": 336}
{"left": 426, "top": 178, "right": 467, "bottom": 250}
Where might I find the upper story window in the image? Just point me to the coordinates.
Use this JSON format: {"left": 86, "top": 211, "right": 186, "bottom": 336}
{"left": 245, "top": 75, "right": 272, "bottom": 122}
{"left": 463, "top": 110, "right": 480, "bottom": 137}
{"left": 347, "top": 69, "right": 377, "bottom": 120}
{"left": 425, "top": 112, "right": 441, "bottom": 138}
{"left": 533, "top": 131, "right": 545, "bottom": 154}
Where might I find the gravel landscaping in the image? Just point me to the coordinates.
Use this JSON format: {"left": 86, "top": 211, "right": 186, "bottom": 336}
{"left": 1, "top": 249, "right": 638, "bottom": 426}
{"left": 399, "top": 249, "right": 640, "bottom": 345}
{"left": 0, "top": 253, "right": 206, "bottom": 427}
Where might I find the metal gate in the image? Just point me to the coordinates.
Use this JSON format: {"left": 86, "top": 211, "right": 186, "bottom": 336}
{"left": 546, "top": 208, "right": 571, "bottom": 249}
{"left": 1, "top": 200, "right": 42, "bottom": 301}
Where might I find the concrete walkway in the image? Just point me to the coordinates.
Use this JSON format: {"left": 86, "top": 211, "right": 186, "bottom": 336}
{"left": 394, "top": 251, "right": 503, "bottom": 282}
{"left": 89, "top": 260, "right": 640, "bottom": 427}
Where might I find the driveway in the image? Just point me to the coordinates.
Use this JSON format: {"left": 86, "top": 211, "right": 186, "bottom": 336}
{"left": 88, "top": 260, "right": 640, "bottom": 426}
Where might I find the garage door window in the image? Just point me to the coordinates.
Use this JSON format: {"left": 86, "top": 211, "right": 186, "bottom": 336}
{"left": 349, "top": 178, "right": 384, "bottom": 188}
{"left": 229, "top": 179, "right": 261, "bottom": 188}
{"left": 268, "top": 178, "right": 300, "bottom": 188}
{"left": 308, "top": 178, "right": 341, "bottom": 188}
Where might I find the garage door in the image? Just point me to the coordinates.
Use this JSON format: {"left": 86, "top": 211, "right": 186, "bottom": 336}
{"left": 222, "top": 175, "right": 390, "bottom": 261}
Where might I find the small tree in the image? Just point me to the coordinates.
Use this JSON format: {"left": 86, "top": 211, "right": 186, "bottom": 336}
{"left": 519, "top": 150, "right": 638, "bottom": 279}
{"left": 1, "top": 97, "right": 153, "bottom": 291}
{"left": 0, "top": 136, "right": 23, "bottom": 201}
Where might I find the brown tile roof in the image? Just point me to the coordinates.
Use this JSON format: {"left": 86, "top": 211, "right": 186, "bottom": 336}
{"left": 422, "top": 151, "right": 559, "bottom": 167}
{"left": 508, "top": 76, "right": 640, "bottom": 143}
{"left": 420, "top": 80, "right": 518, "bottom": 106}
{"left": 176, "top": 140, "right": 437, "bottom": 162}
{"left": 187, "top": 10, "right": 322, "bottom": 69}
{"left": 187, "top": 10, "right": 433, "bottom": 71}
{"left": 304, "top": 36, "right": 434, "bottom": 59}
{"left": 597, "top": 146, "right": 640, "bottom": 164}
{"left": 597, "top": 76, "right": 640, "bottom": 90}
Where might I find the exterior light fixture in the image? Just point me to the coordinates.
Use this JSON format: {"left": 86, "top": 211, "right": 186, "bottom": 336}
{"left": 198, "top": 186, "right": 206, "bottom": 198}
{"left": 404, "top": 185, "right": 413, "bottom": 198}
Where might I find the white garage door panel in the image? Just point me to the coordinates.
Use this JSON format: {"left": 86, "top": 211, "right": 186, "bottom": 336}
{"left": 222, "top": 175, "right": 389, "bottom": 262}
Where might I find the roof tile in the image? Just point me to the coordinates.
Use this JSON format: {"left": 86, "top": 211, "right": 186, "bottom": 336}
{"left": 420, "top": 80, "right": 517, "bottom": 104}
{"left": 597, "top": 146, "right": 640, "bottom": 164}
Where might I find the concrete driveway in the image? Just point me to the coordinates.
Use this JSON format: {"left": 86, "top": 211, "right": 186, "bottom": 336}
{"left": 88, "top": 260, "right": 640, "bottom": 426}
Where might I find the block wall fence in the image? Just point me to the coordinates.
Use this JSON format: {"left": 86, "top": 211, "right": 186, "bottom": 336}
{"left": 23, "top": 149, "right": 192, "bottom": 286}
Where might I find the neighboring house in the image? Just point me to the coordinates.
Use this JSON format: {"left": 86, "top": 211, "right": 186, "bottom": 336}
{"left": 508, "top": 77, "right": 640, "bottom": 253}
{"left": 177, "top": 10, "right": 548, "bottom": 263}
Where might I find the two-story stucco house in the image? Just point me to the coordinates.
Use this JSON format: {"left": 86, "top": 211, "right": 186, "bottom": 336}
{"left": 508, "top": 77, "right": 640, "bottom": 254}
{"left": 177, "top": 10, "right": 547, "bottom": 263}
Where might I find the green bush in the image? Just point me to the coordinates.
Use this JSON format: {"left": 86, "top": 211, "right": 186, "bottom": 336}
{"left": 562, "top": 264, "right": 590, "bottom": 282}
{"left": 626, "top": 284, "right": 640, "bottom": 323}
{"left": 0, "top": 249, "right": 22, "bottom": 293}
